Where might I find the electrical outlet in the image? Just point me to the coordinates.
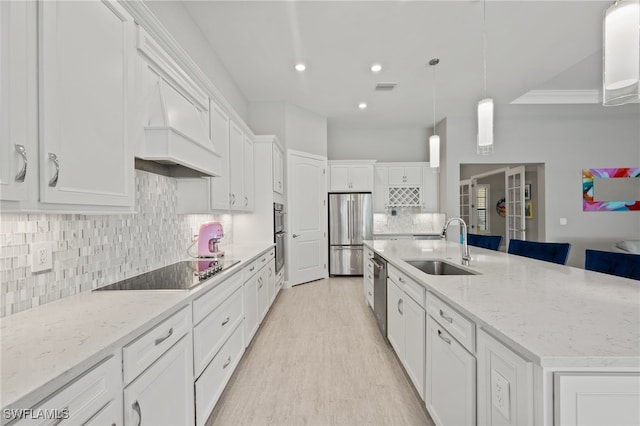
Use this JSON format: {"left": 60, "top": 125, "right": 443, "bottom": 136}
{"left": 31, "top": 242, "right": 53, "bottom": 273}
{"left": 491, "top": 369, "right": 511, "bottom": 420}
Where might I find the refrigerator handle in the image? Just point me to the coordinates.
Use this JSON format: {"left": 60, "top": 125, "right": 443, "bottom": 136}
{"left": 346, "top": 199, "right": 351, "bottom": 241}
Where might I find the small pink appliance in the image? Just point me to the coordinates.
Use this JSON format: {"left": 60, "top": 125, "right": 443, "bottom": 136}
{"left": 197, "top": 221, "right": 225, "bottom": 258}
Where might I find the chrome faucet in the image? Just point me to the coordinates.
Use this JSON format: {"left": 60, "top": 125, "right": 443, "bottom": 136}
{"left": 441, "top": 217, "right": 471, "bottom": 266}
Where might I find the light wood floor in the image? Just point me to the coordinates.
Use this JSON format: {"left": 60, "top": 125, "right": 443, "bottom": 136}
{"left": 207, "top": 276, "right": 435, "bottom": 426}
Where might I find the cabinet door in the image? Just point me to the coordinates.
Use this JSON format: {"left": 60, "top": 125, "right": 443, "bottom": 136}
{"left": 267, "top": 260, "right": 276, "bottom": 305}
{"left": 422, "top": 166, "right": 439, "bottom": 212}
{"left": 349, "top": 165, "right": 373, "bottom": 191}
{"left": 329, "top": 165, "right": 350, "bottom": 191}
{"left": 228, "top": 121, "right": 244, "bottom": 210}
{"left": 386, "top": 279, "right": 404, "bottom": 357}
{"left": 373, "top": 166, "right": 388, "bottom": 211}
{"left": 403, "top": 296, "right": 425, "bottom": 399}
{"left": 404, "top": 166, "right": 422, "bottom": 185}
{"left": 210, "top": 101, "right": 230, "bottom": 210}
{"left": 242, "top": 135, "right": 254, "bottom": 210}
{"left": 477, "top": 329, "right": 533, "bottom": 426}
{"left": 243, "top": 275, "right": 259, "bottom": 347}
{"left": 39, "top": 0, "right": 134, "bottom": 207}
{"left": 426, "top": 315, "right": 476, "bottom": 426}
{"left": 124, "top": 335, "right": 194, "bottom": 426}
{"left": 388, "top": 167, "right": 406, "bottom": 185}
{"left": 0, "top": 1, "right": 35, "bottom": 202}
{"left": 257, "top": 267, "right": 269, "bottom": 322}
{"left": 272, "top": 146, "right": 284, "bottom": 194}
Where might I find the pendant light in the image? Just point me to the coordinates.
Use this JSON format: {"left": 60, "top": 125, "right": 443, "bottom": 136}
{"left": 603, "top": 0, "right": 639, "bottom": 106}
{"left": 477, "top": 0, "right": 494, "bottom": 155}
{"left": 429, "top": 58, "right": 440, "bottom": 170}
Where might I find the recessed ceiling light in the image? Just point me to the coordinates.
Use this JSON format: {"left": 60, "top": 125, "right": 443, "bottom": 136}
{"left": 295, "top": 63, "right": 306, "bottom": 72}
{"left": 358, "top": 102, "right": 368, "bottom": 109}
{"left": 370, "top": 64, "right": 382, "bottom": 73}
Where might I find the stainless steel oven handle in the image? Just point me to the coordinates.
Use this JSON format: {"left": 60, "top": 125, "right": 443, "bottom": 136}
{"left": 371, "top": 259, "right": 385, "bottom": 270}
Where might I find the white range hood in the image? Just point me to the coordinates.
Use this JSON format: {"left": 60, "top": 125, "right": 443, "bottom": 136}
{"left": 138, "top": 77, "right": 220, "bottom": 177}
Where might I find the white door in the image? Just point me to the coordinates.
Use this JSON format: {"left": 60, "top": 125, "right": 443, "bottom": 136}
{"left": 288, "top": 150, "right": 327, "bottom": 286}
{"left": 39, "top": 0, "right": 134, "bottom": 207}
{"left": 506, "top": 166, "right": 526, "bottom": 242}
{"left": 459, "top": 179, "right": 473, "bottom": 228}
{"left": 0, "top": 1, "right": 35, "bottom": 202}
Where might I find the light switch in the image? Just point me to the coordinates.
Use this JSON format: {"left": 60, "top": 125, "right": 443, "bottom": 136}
{"left": 491, "top": 369, "right": 511, "bottom": 420}
{"left": 559, "top": 217, "right": 568, "bottom": 226}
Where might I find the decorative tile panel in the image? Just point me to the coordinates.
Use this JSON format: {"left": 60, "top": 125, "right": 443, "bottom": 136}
{"left": 374, "top": 210, "right": 446, "bottom": 235}
{"left": 0, "top": 171, "right": 233, "bottom": 317}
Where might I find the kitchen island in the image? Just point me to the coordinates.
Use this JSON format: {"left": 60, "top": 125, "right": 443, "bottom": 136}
{"left": 364, "top": 238, "right": 640, "bottom": 426}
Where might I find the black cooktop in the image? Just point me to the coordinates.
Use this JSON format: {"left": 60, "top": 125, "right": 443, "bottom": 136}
{"left": 95, "top": 259, "right": 240, "bottom": 291}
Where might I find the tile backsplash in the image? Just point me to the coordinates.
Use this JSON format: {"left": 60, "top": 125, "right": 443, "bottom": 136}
{"left": 374, "top": 208, "right": 446, "bottom": 234}
{"left": 0, "top": 170, "right": 232, "bottom": 318}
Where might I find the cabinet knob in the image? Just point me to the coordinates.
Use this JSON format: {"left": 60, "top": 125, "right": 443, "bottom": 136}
{"left": 14, "top": 145, "right": 27, "bottom": 182}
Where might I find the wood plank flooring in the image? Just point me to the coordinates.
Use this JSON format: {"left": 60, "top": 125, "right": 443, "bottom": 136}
{"left": 206, "top": 276, "right": 435, "bottom": 426}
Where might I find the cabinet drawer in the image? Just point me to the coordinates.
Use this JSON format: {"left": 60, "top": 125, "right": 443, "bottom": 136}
{"left": 427, "top": 292, "right": 475, "bottom": 353}
{"left": 364, "top": 246, "right": 374, "bottom": 259}
{"left": 195, "top": 322, "right": 244, "bottom": 426}
{"left": 16, "top": 355, "right": 120, "bottom": 426}
{"left": 366, "top": 279, "right": 374, "bottom": 308}
{"left": 193, "top": 286, "right": 243, "bottom": 376}
{"left": 388, "top": 264, "right": 425, "bottom": 308}
{"left": 193, "top": 273, "right": 242, "bottom": 325}
{"left": 243, "top": 258, "right": 260, "bottom": 282}
{"left": 84, "top": 399, "right": 121, "bottom": 426}
{"left": 123, "top": 306, "right": 191, "bottom": 384}
{"left": 256, "top": 250, "right": 273, "bottom": 269}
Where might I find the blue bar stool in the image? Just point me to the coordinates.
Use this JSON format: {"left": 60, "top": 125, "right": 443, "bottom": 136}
{"left": 467, "top": 233, "right": 503, "bottom": 251}
{"left": 507, "top": 239, "right": 571, "bottom": 265}
{"left": 585, "top": 249, "right": 640, "bottom": 280}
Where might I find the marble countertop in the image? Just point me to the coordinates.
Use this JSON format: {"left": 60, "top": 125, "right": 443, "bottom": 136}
{"left": 0, "top": 242, "right": 274, "bottom": 411}
{"left": 365, "top": 239, "right": 640, "bottom": 369}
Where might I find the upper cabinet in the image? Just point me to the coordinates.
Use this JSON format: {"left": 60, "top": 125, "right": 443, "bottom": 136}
{"left": 272, "top": 145, "right": 284, "bottom": 195}
{"left": 374, "top": 162, "right": 439, "bottom": 212}
{"left": 242, "top": 135, "right": 254, "bottom": 210}
{"left": 388, "top": 166, "right": 421, "bottom": 186}
{"left": 210, "top": 100, "right": 230, "bottom": 211}
{"left": 328, "top": 161, "right": 375, "bottom": 192}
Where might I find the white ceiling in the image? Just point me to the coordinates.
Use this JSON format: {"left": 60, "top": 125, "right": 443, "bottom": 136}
{"left": 182, "top": 1, "right": 637, "bottom": 129}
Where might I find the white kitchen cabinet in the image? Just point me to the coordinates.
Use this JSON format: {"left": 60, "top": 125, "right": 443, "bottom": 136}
{"left": 421, "top": 165, "right": 439, "bottom": 212}
{"left": 272, "top": 144, "right": 284, "bottom": 194}
{"left": 328, "top": 161, "right": 374, "bottom": 192}
{"left": 426, "top": 314, "right": 476, "bottom": 426}
{"left": 477, "top": 328, "right": 533, "bottom": 426}
{"left": 267, "top": 259, "right": 276, "bottom": 305}
{"left": 243, "top": 272, "right": 259, "bottom": 347}
{"left": 242, "top": 135, "right": 254, "bottom": 210}
{"left": 386, "top": 279, "right": 404, "bottom": 356}
{"left": 257, "top": 266, "right": 269, "bottom": 322}
{"left": 553, "top": 373, "right": 640, "bottom": 426}
{"left": 229, "top": 121, "right": 244, "bottom": 210}
{"left": 38, "top": 0, "right": 135, "bottom": 208}
{"left": 373, "top": 166, "right": 388, "bottom": 212}
{"left": 0, "top": 1, "right": 36, "bottom": 203}
{"left": 388, "top": 166, "right": 421, "bottom": 186}
{"left": 15, "top": 355, "right": 122, "bottom": 426}
{"left": 124, "top": 335, "right": 194, "bottom": 426}
{"left": 210, "top": 100, "right": 231, "bottom": 210}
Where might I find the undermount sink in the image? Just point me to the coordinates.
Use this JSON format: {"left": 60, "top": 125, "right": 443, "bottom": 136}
{"left": 405, "top": 259, "right": 478, "bottom": 276}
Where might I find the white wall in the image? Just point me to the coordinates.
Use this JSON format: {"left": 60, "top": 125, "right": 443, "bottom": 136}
{"left": 145, "top": 1, "right": 249, "bottom": 121}
{"left": 327, "top": 125, "right": 429, "bottom": 161}
{"left": 443, "top": 109, "right": 640, "bottom": 267}
{"left": 285, "top": 104, "right": 327, "bottom": 158}
{"left": 249, "top": 102, "right": 287, "bottom": 146}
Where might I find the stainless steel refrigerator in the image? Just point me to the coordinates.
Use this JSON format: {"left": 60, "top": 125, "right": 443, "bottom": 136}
{"left": 329, "top": 193, "right": 373, "bottom": 275}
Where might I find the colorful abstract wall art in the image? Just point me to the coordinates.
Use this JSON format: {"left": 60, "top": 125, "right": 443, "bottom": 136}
{"left": 582, "top": 168, "right": 640, "bottom": 211}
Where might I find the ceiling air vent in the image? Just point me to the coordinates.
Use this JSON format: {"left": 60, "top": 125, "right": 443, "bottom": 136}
{"left": 375, "top": 82, "right": 397, "bottom": 91}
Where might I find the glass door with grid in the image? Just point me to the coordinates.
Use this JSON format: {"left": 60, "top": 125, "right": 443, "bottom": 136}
{"left": 506, "top": 166, "right": 526, "bottom": 241}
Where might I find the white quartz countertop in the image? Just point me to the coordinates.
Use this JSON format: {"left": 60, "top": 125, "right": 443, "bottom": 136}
{"left": 0, "top": 242, "right": 274, "bottom": 411}
{"left": 365, "top": 239, "right": 640, "bottom": 369}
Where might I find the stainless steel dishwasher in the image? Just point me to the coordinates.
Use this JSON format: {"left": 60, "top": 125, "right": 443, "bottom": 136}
{"left": 372, "top": 254, "right": 387, "bottom": 337}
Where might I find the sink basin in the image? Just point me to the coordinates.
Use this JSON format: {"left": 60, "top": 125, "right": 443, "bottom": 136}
{"left": 405, "top": 259, "right": 478, "bottom": 276}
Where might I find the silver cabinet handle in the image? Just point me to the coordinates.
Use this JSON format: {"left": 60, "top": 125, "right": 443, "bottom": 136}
{"left": 51, "top": 406, "right": 69, "bottom": 426}
{"left": 154, "top": 327, "right": 173, "bottom": 346}
{"left": 439, "top": 309, "right": 453, "bottom": 323}
{"left": 14, "top": 145, "right": 27, "bottom": 182}
{"left": 250, "top": 266, "right": 255, "bottom": 272}
{"left": 292, "top": 234, "right": 300, "bottom": 238}
{"left": 269, "top": 268, "right": 273, "bottom": 277}
{"left": 245, "top": 196, "right": 248, "bottom": 206}
{"left": 437, "top": 329, "right": 451, "bottom": 344}
{"left": 48, "top": 153, "right": 59, "bottom": 187}
{"left": 221, "top": 316, "right": 230, "bottom": 326}
{"left": 223, "top": 356, "right": 231, "bottom": 369}
{"left": 397, "top": 299, "right": 403, "bottom": 315}
{"left": 258, "top": 277, "right": 263, "bottom": 288}
{"left": 398, "top": 276, "right": 405, "bottom": 283}
{"left": 261, "top": 257, "right": 266, "bottom": 263}
{"left": 132, "top": 401, "right": 142, "bottom": 426}
{"left": 229, "top": 193, "right": 232, "bottom": 204}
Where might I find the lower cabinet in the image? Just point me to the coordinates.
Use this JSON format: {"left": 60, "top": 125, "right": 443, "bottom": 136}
{"left": 194, "top": 323, "right": 244, "bottom": 426}
{"left": 553, "top": 372, "right": 640, "bottom": 426}
{"left": 257, "top": 267, "right": 269, "bottom": 322}
{"left": 123, "top": 335, "right": 194, "bottom": 426}
{"left": 243, "top": 272, "right": 259, "bottom": 347}
{"left": 425, "top": 314, "right": 476, "bottom": 426}
{"left": 476, "top": 328, "right": 533, "bottom": 426}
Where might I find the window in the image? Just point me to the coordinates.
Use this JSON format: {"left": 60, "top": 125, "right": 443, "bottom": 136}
{"left": 476, "top": 184, "right": 490, "bottom": 232}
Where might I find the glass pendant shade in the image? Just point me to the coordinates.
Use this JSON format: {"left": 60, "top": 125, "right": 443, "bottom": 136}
{"left": 429, "top": 134, "right": 440, "bottom": 169}
{"left": 603, "top": 0, "right": 640, "bottom": 106}
{"left": 477, "top": 98, "right": 494, "bottom": 155}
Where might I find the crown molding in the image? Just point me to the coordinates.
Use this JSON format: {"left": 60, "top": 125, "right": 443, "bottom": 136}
{"left": 511, "top": 89, "right": 601, "bottom": 105}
